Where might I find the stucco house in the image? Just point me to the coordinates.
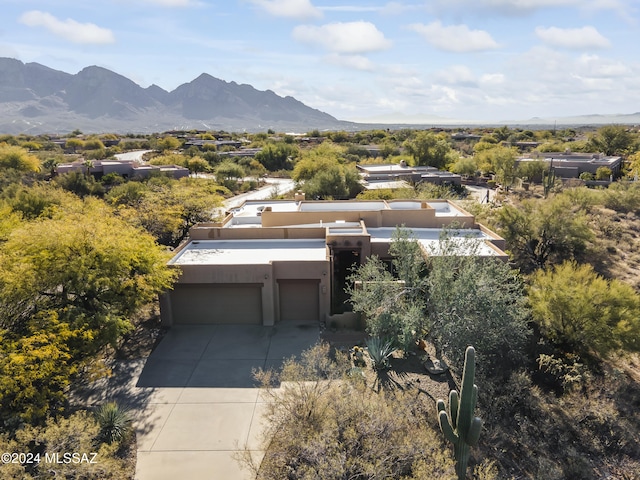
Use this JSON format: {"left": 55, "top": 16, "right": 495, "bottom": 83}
{"left": 516, "top": 152, "right": 622, "bottom": 179}
{"left": 56, "top": 159, "right": 189, "bottom": 179}
{"left": 160, "top": 198, "right": 506, "bottom": 327}
{"left": 357, "top": 163, "right": 462, "bottom": 189}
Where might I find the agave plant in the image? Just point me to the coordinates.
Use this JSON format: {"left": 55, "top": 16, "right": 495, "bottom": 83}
{"left": 365, "top": 337, "right": 395, "bottom": 370}
{"left": 95, "top": 401, "right": 133, "bottom": 445}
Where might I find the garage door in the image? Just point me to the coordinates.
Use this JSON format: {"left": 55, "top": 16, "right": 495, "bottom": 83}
{"left": 171, "top": 284, "right": 262, "bottom": 324}
{"left": 278, "top": 280, "right": 319, "bottom": 323}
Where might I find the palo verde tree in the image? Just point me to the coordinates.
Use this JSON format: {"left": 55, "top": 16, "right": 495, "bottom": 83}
{"left": 495, "top": 194, "right": 593, "bottom": 272}
{"left": 528, "top": 261, "right": 640, "bottom": 358}
{"left": 0, "top": 197, "right": 178, "bottom": 349}
{"left": 587, "top": 125, "right": 636, "bottom": 156}
{"left": 403, "top": 130, "right": 457, "bottom": 169}
{"left": 0, "top": 144, "right": 41, "bottom": 172}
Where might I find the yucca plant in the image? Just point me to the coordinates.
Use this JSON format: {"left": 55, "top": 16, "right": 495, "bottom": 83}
{"left": 95, "top": 401, "right": 133, "bottom": 445}
{"left": 365, "top": 337, "right": 395, "bottom": 370}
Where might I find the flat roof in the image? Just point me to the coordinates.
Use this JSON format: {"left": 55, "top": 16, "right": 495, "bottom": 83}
{"left": 170, "top": 239, "right": 327, "bottom": 265}
{"left": 299, "top": 201, "right": 387, "bottom": 212}
{"left": 358, "top": 164, "right": 437, "bottom": 173}
{"left": 427, "top": 201, "right": 467, "bottom": 217}
{"left": 230, "top": 200, "right": 300, "bottom": 218}
{"left": 368, "top": 227, "right": 498, "bottom": 256}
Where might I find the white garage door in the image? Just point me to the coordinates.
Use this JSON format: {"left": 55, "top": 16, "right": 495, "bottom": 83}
{"left": 171, "top": 284, "right": 262, "bottom": 324}
{"left": 278, "top": 280, "right": 319, "bottom": 323}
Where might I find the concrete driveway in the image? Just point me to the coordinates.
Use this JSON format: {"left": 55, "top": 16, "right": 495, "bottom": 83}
{"left": 80, "top": 324, "right": 320, "bottom": 480}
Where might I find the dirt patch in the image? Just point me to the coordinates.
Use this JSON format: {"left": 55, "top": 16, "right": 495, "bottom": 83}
{"left": 321, "top": 329, "right": 458, "bottom": 408}
{"left": 116, "top": 305, "right": 168, "bottom": 360}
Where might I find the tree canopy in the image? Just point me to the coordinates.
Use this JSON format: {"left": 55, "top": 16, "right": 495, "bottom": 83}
{"left": 529, "top": 261, "right": 640, "bottom": 358}
{"left": 403, "top": 131, "right": 456, "bottom": 168}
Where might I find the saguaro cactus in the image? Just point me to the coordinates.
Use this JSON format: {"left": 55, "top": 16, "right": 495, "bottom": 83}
{"left": 436, "top": 346, "right": 483, "bottom": 480}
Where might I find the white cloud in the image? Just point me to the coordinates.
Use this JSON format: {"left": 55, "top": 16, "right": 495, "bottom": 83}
{"left": 434, "top": 65, "right": 477, "bottom": 86}
{"left": 481, "top": 0, "right": 577, "bottom": 10}
{"left": 535, "top": 26, "right": 611, "bottom": 49}
{"left": 248, "top": 0, "right": 322, "bottom": 20}
{"left": 292, "top": 22, "right": 392, "bottom": 54}
{"left": 19, "top": 11, "right": 115, "bottom": 45}
{"left": 576, "top": 54, "right": 630, "bottom": 77}
{"left": 431, "top": 0, "right": 635, "bottom": 19}
{"left": 138, "top": 0, "right": 195, "bottom": 5}
{"left": 409, "top": 22, "right": 499, "bottom": 52}
{"left": 479, "top": 73, "right": 505, "bottom": 85}
{"left": 326, "top": 54, "right": 375, "bottom": 71}
{"left": 320, "top": 6, "right": 381, "bottom": 13}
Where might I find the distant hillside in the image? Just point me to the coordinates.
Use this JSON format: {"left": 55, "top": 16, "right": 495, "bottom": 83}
{"left": 0, "top": 58, "right": 344, "bottom": 134}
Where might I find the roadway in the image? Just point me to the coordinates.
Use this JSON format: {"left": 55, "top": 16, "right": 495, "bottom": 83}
{"left": 223, "top": 178, "right": 296, "bottom": 209}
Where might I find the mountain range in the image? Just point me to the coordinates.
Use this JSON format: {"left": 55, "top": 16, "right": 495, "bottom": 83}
{"left": 0, "top": 57, "right": 345, "bottom": 134}
{"left": 1, "top": 57, "right": 639, "bottom": 135}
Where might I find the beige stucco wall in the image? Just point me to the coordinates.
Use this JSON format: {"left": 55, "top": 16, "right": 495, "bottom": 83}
{"left": 164, "top": 259, "right": 331, "bottom": 327}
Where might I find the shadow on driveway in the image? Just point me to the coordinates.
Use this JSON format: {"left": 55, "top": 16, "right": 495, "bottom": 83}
{"left": 137, "top": 324, "right": 320, "bottom": 388}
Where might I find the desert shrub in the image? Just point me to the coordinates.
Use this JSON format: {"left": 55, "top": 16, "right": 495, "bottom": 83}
{"left": 528, "top": 261, "right": 640, "bottom": 358}
{"left": 1, "top": 411, "right": 135, "bottom": 479}
{"left": 595, "top": 166, "right": 613, "bottom": 181}
{"left": 248, "top": 345, "right": 455, "bottom": 480}
{"left": 95, "top": 402, "right": 133, "bottom": 445}
{"left": 427, "top": 253, "right": 531, "bottom": 377}
{"left": 537, "top": 353, "right": 592, "bottom": 392}
{"left": 579, "top": 171, "right": 594, "bottom": 181}
{"left": 602, "top": 182, "right": 640, "bottom": 214}
{"left": 365, "top": 336, "right": 395, "bottom": 370}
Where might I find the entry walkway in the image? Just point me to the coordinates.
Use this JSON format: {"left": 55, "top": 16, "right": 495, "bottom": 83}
{"left": 79, "top": 324, "right": 320, "bottom": 480}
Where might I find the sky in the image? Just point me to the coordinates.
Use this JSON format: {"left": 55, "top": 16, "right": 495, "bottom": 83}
{"left": 2, "top": 0, "right": 639, "bottom": 123}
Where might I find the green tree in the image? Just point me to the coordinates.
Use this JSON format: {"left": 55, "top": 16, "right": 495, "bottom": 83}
{"left": 108, "top": 177, "right": 224, "bottom": 246}
{"left": 64, "top": 138, "right": 84, "bottom": 153}
{"left": 0, "top": 198, "right": 178, "bottom": 343}
{"left": 475, "top": 145, "right": 518, "bottom": 186}
{"left": 495, "top": 195, "right": 593, "bottom": 271}
{"left": 403, "top": 131, "right": 455, "bottom": 168}
{"left": 595, "top": 166, "right": 612, "bottom": 181}
{"left": 517, "top": 159, "right": 547, "bottom": 183}
{"left": 0, "top": 312, "right": 78, "bottom": 425}
{"left": 349, "top": 228, "right": 428, "bottom": 352}
{"left": 587, "top": 125, "right": 635, "bottom": 156}
{"left": 215, "top": 161, "right": 245, "bottom": 188}
{"left": 529, "top": 261, "right": 640, "bottom": 357}
{"left": 2, "top": 183, "right": 75, "bottom": 219}
{"left": 0, "top": 145, "right": 41, "bottom": 172}
{"left": 426, "top": 242, "right": 531, "bottom": 376}
{"left": 156, "top": 136, "right": 181, "bottom": 152}
{"left": 301, "top": 164, "right": 362, "bottom": 199}
{"left": 292, "top": 142, "right": 346, "bottom": 181}
{"left": 255, "top": 142, "right": 297, "bottom": 171}
{"left": 186, "top": 156, "right": 210, "bottom": 176}
{"left": 450, "top": 157, "right": 478, "bottom": 176}
{"left": 84, "top": 137, "right": 105, "bottom": 150}
{"left": 54, "top": 171, "right": 105, "bottom": 197}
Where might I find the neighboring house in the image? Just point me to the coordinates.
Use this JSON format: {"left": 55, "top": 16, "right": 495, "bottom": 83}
{"left": 183, "top": 139, "right": 245, "bottom": 149}
{"left": 517, "top": 152, "right": 622, "bottom": 179}
{"left": 160, "top": 198, "right": 506, "bottom": 327}
{"left": 357, "top": 163, "right": 461, "bottom": 190}
{"left": 55, "top": 160, "right": 189, "bottom": 179}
